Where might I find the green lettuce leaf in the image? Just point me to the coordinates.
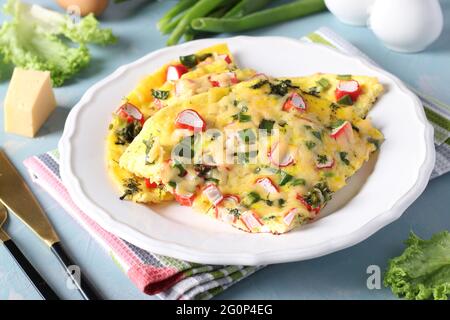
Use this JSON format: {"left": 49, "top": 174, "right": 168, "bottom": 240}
{"left": 384, "top": 231, "right": 450, "bottom": 300}
{"left": 0, "top": 0, "right": 116, "bottom": 86}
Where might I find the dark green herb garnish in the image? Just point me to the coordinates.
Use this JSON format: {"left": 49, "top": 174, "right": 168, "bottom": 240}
{"left": 172, "top": 162, "right": 187, "bottom": 177}
{"left": 174, "top": 135, "right": 195, "bottom": 159}
{"left": 351, "top": 124, "right": 360, "bottom": 132}
{"left": 303, "top": 182, "right": 332, "bottom": 208}
{"left": 337, "top": 94, "right": 353, "bottom": 105}
{"left": 312, "top": 130, "right": 322, "bottom": 141}
{"left": 279, "top": 170, "right": 293, "bottom": 186}
{"left": 265, "top": 199, "right": 273, "bottom": 206}
{"left": 269, "top": 79, "right": 298, "bottom": 96}
{"left": 304, "top": 87, "right": 321, "bottom": 97}
{"left": 250, "top": 79, "right": 269, "bottom": 89}
{"left": 194, "top": 164, "right": 213, "bottom": 177}
{"left": 151, "top": 89, "right": 169, "bottom": 100}
{"left": 339, "top": 152, "right": 350, "bottom": 165}
{"left": 317, "top": 154, "right": 329, "bottom": 164}
{"left": 120, "top": 178, "right": 140, "bottom": 200}
{"left": 168, "top": 180, "right": 177, "bottom": 188}
{"left": 277, "top": 198, "right": 286, "bottom": 208}
{"left": 115, "top": 121, "right": 142, "bottom": 145}
{"left": 304, "top": 125, "right": 312, "bottom": 130}
{"left": 305, "top": 141, "right": 316, "bottom": 150}
{"left": 197, "top": 53, "right": 213, "bottom": 62}
{"left": 232, "top": 112, "right": 252, "bottom": 123}
{"left": 258, "top": 119, "right": 275, "bottom": 133}
{"left": 337, "top": 74, "right": 352, "bottom": 80}
{"left": 243, "top": 191, "right": 261, "bottom": 207}
{"left": 205, "top": 177, "right": 220, "bottom": 185}
{"left": 331, "top": 119, "right": 346, "bottom": 130}
{"left": 179, "top": 54, "right": 198, "bottom": 68}
{"left": 228, "top": 208, "right": 241, "bottom": 218}
{"left": 330, "top": 103, "right": 340, "bottom": 111}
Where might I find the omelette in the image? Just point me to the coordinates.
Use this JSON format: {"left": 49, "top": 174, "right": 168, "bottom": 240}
{"left": 106, "top": 44, "right": 256, "bottom": 203}
{"left": 119, "top": 76, "right": 384, "bottom": 234}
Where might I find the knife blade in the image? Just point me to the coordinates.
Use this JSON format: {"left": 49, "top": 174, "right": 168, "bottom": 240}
{"left": 0, "top": 151, "right": 59, "bottom": 246}
{"left": 0, "top": 149, "right": 101, "bottom": 300}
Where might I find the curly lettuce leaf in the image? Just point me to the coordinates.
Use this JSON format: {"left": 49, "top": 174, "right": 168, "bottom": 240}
{"left": 384, "top": 231, "right": 450, "bottom": 300}
{"left": 0, "top": 0, "right": 116, "bottom": 86}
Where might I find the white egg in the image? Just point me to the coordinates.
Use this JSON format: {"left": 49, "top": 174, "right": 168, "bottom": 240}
{"left": 369, "top": 0, "right": 443, "bottom": 53}
{"left": 325, "top": 0, "right": 375, "bottom": 26}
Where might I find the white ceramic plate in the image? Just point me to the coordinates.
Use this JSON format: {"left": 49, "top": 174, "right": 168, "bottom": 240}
{"left": 60, "top": 36, "right": 435, "bottom": 265}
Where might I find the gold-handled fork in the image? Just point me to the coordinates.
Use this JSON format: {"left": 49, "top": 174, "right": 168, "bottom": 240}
{"left": 0, "top": 203, "right": 59, "bottom": 300}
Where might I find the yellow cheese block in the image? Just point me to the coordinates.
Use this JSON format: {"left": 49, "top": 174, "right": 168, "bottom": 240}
{"left": 4, "top": 68, "right": 56, "bottom": 137}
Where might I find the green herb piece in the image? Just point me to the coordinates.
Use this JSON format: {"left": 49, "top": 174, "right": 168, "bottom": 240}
{"left": 120, "top": 178, "right": 140, "bottom": 200}
{"left": 232, "top": 113, "right": 252, "bottom": 123}
{"left": 337, "top": 94, "right": 353, "bottom": 106}
{"left": 265, "top": 199, "right": 273, "bottom": 206}
{"left": 277, "top": 198, "right": 286, "bottom": 207}
{"left": 292, "top": 178, "right": 306, "bottom": 186}
{"left": 384, "top": 231, "right": 450, "bottom": 300}
{"left": 269, "top": 79, "right": 299, "bottom": 96}
{"left": 331, "top": 119, "right": 346, "bottom": 130}
{"left": 316, "top": 78, "right": 330, "bottom": 90}
{"left": 258, "top": 119, "right": 275, "bottom": 133}
{"left": 250, "top": 79, "right": 269, "bottom": 89}
{"left": 304, "top": 87, "right": 320, "bottom": 97}
{"left": 305, "top": 141, "right": 316, "bottom": 150}
{"left": 168, "top": 180, "right": 177, "bottom": 188}
{"left": 243, "top": 191, "right": 261, "bottom": 207}
{"left": 339, "top": 152, "right": 350, "bottom": 165}
{"left": 115, "top": 121, "right": 143, "bottom": 145}
{"left": 330, "top": 103, "right": 340, "bottom": 111}
{"left": 151, "top": 89, "right": 169, "bottom": 100}
{"left": 228, "top": 208, "right": 241, "bottom": 218}
{"left": 324, "top": 172, "right": 334, "bottom": 177}
{"left": 205, "top": 177, "right": 220, "bottom": 184}
{"left": 312, "top": 130, "right": 322, "bottom": 141}
{"left": 179, "top": 54, "right": 198, "bottom": 68}
{"left": 279, "top": 170, "right": 293, "bottom": 186}
{"left": 317, "top": 154, "right": 329, "bottom": 164}
{"left": 197, "top": 53, "right": 213, "bottom": 62}
{"left": 172, "top": 162, "right": 187, "bottom": 177}
{"left": 337, "top": 74, "right": 352, "bottom": 80}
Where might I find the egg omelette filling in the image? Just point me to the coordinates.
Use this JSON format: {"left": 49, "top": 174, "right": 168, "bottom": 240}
{"left": 119, "top": 76, "right": 384, "bottom": 234}
{"left": 106, "top": 44, "right": 257, "bottom": 203}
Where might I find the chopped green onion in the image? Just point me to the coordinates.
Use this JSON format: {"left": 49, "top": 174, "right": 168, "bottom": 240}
{"left": 179, "top": 54, "right": 198, "bottom": 68}
{"left": 337, "top": 94, "right": 353, "bottom": 106}
{"left": 243, "top": 191, "right": 261, "bottom": 207}
{"left": 151, "top": 89, "right": 169, "bottom": 100}
{"left": 312, "top": 130, "right": 322, "bottom": 141}
{"left": 172, "top": 162, "right": 187, "bottom": 177}
{"left": 339, "top": 152, "right": 350, "bottom": 165}
{"left": 316, "top": 78, "right": 330, "bottom": 90}
{"left": 277, "top": 198, "right": 286, "bottom": 207}
{"left": 279, "top": 170, "right": 293, "bottom": 186}
{"left": 337, "top": 74, "right": 352, "bottom": 80}
{"left": 238, "top": 128, "right": 256, "bottom": 143}
{"left": 292, "top": 178, "right": 306, "bottom": 186}
{"left": 168, "top": 180, "right": 177, "bottom": 188}
{"left": 258, "top": 119, "right": 275, "bottom": 133}
{"left": 305, "top": 141, "right": 316, "bottom": 150}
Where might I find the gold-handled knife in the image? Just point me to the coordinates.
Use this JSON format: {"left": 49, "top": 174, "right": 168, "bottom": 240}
{"left": 0, "top": 150, "right": 101, "bottom": 300}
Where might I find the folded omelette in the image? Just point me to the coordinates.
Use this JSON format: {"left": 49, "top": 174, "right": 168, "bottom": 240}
{"left": 118, "top": 67, "right": 384, "bottom": 234}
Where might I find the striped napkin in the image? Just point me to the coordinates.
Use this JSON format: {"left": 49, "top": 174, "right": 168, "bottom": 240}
{"left": 23, "top": 28, "right": 450, "bottom": 300}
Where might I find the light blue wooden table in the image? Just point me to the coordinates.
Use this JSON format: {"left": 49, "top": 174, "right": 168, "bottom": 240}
{"left": 1, "top": 0, "right": 449, "bottom": 300}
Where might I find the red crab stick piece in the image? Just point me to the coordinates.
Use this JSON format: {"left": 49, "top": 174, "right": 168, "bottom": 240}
{"left": 175, "top": 109, "right": 206, "bottom": 131}
{"left": 269, "top": 143, "right": 294, "bottom": 167}
{"left": 218, "top": 54, "right": 232, "bottom": 64}
{"left": 144, "top": 178, "right": 158, "bottom": 189}
{"left": 283, "top": 92, "right": 307, "bottom": 112}
{"left": 316, "top": 157, "right": 335, "bottom": 169}
{"left": 203, "top": 184, "right": 224, "bottom": 206}
{"left": 283, "top": 208, "right": 298, "bottom": 226}
{"left": 330, "top": 120, "right": 353, "bottom": 140}
{"left": 255, "top": 177, "right": 279, "bottom": 194}
{"left": 335, "top": 80, "right": 361, "bottom": 102}
{"left": 167, "top": 64, "right": 189, "bottom": 81}
{"left": 296, "top": 195, "right": 321, "bottom": 214}
{"left": 241, "top": 211, "right": 264, "bottom": 232}
{"left": 174, "top": 190, "right": 196, "bottom": 206}
{"left": 116, "top": 103, "right": 145, "bottom": 125}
